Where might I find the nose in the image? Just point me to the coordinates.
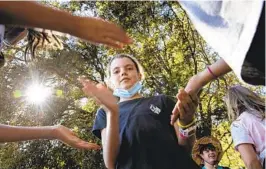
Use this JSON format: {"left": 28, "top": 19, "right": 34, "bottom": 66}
{"left": 120, "top": 68, "right": 128, "bottom": 76}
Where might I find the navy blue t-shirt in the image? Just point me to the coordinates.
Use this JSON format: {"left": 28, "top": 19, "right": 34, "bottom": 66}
{"left": 92, "top": 94, "right": 200, "bottom": 169}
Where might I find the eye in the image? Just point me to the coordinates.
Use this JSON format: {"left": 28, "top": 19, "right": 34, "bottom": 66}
{"left": 127, "top": 66, "right": 133, "bottom": 70}
{"left": 113, "top": 69, "right": 119, "bottom": 74}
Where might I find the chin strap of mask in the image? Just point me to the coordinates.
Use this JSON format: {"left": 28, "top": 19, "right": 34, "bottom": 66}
{"left": 113, "top": 81, "right": 142, "bottom": 98}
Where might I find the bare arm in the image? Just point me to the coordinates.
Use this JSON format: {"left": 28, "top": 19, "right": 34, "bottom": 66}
{"left": 0, "top": 124, "right": 55, "bottom": 142}
{"left": 0, "top": 124, "right": 101, "bottom": 150}
{"left": 80, "top": 79, "right": 120, "bottom": 169}
{"left": 0, "top": 1, "right": 132, "bottom": 48}
{"left": 174, "top": 123, "right": 195, "bottom": 153}
{"left": 185, "top": 58, "right": 231, "bottom": 94}
{"left": 238, "top": 143, "right": 263, "bottom": 169}
{"left": 0, "top": 1, "right": 75, "bottom": 33}
{"left": 101, "top": 112, "right": 120, "bottom": 169}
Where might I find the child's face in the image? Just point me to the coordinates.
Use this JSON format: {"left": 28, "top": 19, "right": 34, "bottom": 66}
{"left": 200, "top": 146, "right": 218, "bottom": 165}
{"left": 110, "top": 57, "right": 141, "bottom": 90}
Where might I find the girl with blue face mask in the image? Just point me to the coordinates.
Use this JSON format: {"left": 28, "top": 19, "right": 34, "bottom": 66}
{"left": 80, "top": 54, "right": 200, "bottom": 169}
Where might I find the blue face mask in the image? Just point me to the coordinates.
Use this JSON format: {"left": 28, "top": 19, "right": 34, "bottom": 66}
{"left": 113, "top": 81, "right": 142, "bottom": 98}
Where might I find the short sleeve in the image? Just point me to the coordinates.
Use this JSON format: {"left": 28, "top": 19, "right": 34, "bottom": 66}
{"left": 162, "top": 95, "right": 176, "bottom": 116}
{"left": 230, "top": 121, "right": 254, "bottom": 150}
{"left": 92, "top": 108, "right": 107, "bottom": 140}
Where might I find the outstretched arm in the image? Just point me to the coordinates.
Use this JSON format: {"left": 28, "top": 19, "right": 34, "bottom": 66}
{"left": 185, "top": 58, "right": 231, "bottom": 94}
{"left": 0, "top": 1, "right": 132, "bottom": 48}
{"left": 0, "top": 124, "right": 101, "bottom": 150}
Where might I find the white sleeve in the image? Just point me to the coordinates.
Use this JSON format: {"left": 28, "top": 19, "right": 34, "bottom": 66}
{"left": 230, "top": 121, "right": 254, "bottom": 151}
{"left": 178, "top": 0, "right": 264, "bottom": 84}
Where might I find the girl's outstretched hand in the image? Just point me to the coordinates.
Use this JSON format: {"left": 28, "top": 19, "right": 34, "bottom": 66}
{"left": 79, "top": 78, "right": 118, "bottom": 114}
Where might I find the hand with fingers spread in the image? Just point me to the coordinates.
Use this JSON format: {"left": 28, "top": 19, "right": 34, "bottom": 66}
{"left": 79, "top": 78, "right": 119, "bottom": 114}
{"left": 73, "top": 17, "right": 132, "bottom": 49}
{"left": 171, "top": 89, "right": 198, "bottom": 126}
{"left": 52, "top": 125, "right": 101, "bottom": 150}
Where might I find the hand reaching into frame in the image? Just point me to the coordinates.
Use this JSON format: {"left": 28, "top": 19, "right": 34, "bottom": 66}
{"left": 171, "top": 89, "right": 198, "bottom": 126}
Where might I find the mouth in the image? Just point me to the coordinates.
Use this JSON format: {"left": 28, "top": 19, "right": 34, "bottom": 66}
{"left": 120, "top": 78, "right": 130, "bottom": 83}
{"left": 208, "top": 155, "right": 216, "bottom": 159}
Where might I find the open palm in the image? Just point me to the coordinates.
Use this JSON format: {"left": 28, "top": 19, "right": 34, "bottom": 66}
{"left": 53, "top": 125, "right": 101, "bottom": 150}
{"left": 80, "top": 79, "right": 118, "bottom": 114}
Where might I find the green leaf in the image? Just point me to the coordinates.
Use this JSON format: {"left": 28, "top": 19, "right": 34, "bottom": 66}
{"left": 13, "top": 90, "right": 22, "bottom": 98}
{"left": 56, "top": 90, "right": 64, "bottom": 97}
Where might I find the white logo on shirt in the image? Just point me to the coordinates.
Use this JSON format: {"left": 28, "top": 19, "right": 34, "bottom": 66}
{"left": 150, "top": 104, "right": 161, "bottom": 114}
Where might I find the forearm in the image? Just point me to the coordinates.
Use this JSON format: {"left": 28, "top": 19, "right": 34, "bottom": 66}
{"left": 103, "top": 112, "right": 120, "bottom": 169}
{"left": 245, "top": 158, "right": 263, "bottom": 169}
{"left": 175, "top": 124, "right": 196, "bottom": 154}
{"left": 185, "top": 58, "right": 231, "bottom": 94}
{"left": 238, "top": 143, "right": 263, "bottom": 169}
{"left": 0, "top": 1, "right": 76, "bottom": 35}
{"left": 178, "top": 134, "right": 195, "bottom": 154}
{"left": 0, "top": 124, "right": 55, "bottom": 142}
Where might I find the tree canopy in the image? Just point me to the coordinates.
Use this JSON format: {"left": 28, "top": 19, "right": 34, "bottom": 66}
{"left": 1, "top": 1, "right": 264, "bottom": 169}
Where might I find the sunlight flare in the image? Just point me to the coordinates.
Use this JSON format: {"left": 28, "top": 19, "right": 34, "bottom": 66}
{"left": 25, "top": 83, "right": 51, "bottom": 104}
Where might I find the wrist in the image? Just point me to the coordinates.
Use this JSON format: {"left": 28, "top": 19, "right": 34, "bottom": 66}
{"left": 178, "top": 116, "right": 196, "bottom": 127}
{"left": 49, "top": 125, "right": 60, "bottom": 140}
{"left": 186, "top": 75, "right": 203, "bottom": 94}
{"left": 104, "top": 105, "right": 119, "bottom": 116}
{"left": 179, "top": 125, "right": 196, "bottom": 139}
{"left": 106, "top": 110, "right": 119, "bottom": 117}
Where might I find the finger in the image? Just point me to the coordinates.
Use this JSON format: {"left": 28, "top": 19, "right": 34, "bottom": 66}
{"left": 99, "top": 37, "right": 125, "bottom": 49}
{"left": 186, "top": 90, "right": 199, "bottom": 104}
{"left": 176, "top": 95, "right": 189, "bottom": 113}
{"left": 181, "top": 101, "right": 192, "bottom": 115}
{"left": 81, "top": 81, "right": 98, "bottom": 95}
{"left": 170, "top": 112, "right": 179, "bottom": 125}
{"left": 179, "top": 93, "right": 194, "bottom": 114}
{"left": 104, "top": 31, "right": 133, "bottom": 45}
{"left": 171, "top": 94, "right": 180, "bottom": 125}
{"left": 170, "top": 103, "right": 180, "bottom": 125}
{"left": 172, "top": 103, "right": 179, "bottom": 115}
{"left": 96, "top": 83, "right": 106, "bottom": 89}
{"left": 67, "top": 133, "right": 101, "bottom": 150}
{"left": 103, "top": 22, "right": 133, "bottom": 44}
{"left": 76, "top": 142, "right": 101, "bottom": 150}
{"left": 172, "top": 93, "right": 179, "bottom": 115}
{"left": 177, "top": 101, "right": 186, "bottom": 119}
{"left": 177, "top": 89, "right": 189, "bottom": 100}
{"left": 186, "top": 94, "right": 198, "bottom": 113}
{"left": 178, "top": 89, "right": 196, "bottom": 108}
